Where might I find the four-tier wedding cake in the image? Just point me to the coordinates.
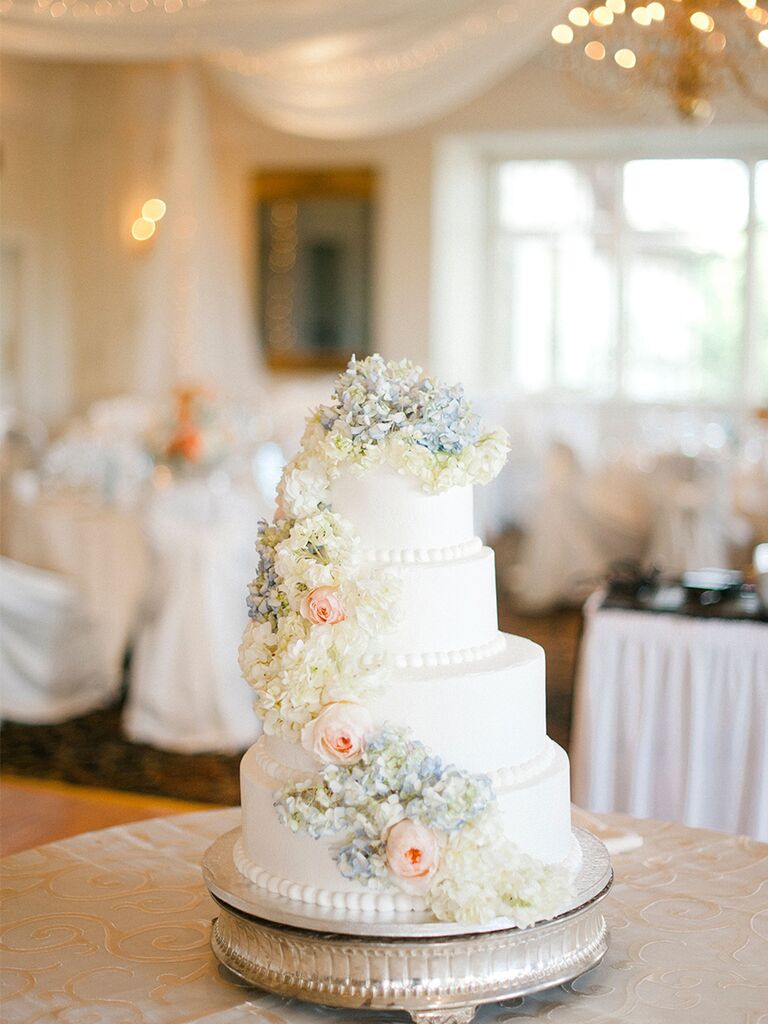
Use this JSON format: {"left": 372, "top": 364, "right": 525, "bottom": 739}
{"left": 236, "top": 356, "right": 579, "bottom": 926}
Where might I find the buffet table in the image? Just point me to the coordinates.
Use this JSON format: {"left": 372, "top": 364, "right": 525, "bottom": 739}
{"left": 571, "top": 593, "right": 768, "bottom": 842}
{"left": 2, "top": 808, "right": 766, "bottom": 1023}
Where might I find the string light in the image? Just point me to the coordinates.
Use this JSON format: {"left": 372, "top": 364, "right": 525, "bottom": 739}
{"left": 12, "top": 0, "right": 208, "bottom": 16}
{"left": 615, "top": 47, "right": 637, "bottom": 66}
{"left": 552, "top": 23, "right": 575, "bottom": 43}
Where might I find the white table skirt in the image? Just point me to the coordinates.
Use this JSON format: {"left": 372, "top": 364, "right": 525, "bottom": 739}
{"left": 571, "top": 593, "right": 768, "bottom": 841}
{"left": 2, "top": 807, "right": 767, "bottom": 1023}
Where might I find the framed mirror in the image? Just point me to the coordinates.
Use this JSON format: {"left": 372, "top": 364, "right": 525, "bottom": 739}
{"left": 254, "top": 168, "right": 375, "bottom": 371}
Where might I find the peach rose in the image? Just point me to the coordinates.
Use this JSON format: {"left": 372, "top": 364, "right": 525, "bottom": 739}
{"left": 385, "top": 819, "right": 440, "bottom": 893}
{"left": 300, "top": 586, "right": 345, "bottom": 625}
{"left": 302, "top": 701, "right": 373, "bottom": 764}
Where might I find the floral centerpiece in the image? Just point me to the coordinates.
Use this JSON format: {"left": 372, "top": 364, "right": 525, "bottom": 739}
{"left": 146, "top": 384, "right": 235, "bottom": 473}
{"left": 239, "top": 355, "right": 572, "bottom": 925}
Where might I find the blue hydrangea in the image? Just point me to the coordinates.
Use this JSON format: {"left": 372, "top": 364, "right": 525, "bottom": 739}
{"left": 318, "top": 355, "right": 484, "bottom": 455}
{"left": 246, "top": 519, "right": 290, "bottom": 627}
{"left": 274, "top": 727, "right": 495, "bottom": 867}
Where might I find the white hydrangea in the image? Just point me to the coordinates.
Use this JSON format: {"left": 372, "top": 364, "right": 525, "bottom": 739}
{"left": 277, "top": 452, "right": 330, "bottom": 519}
{"left": 428, "top": 810, "right": 573, "bottom": 926}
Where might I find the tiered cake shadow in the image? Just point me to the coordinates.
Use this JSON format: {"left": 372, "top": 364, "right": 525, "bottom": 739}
{"left": 203, "top": 827, "right": 613, "bottom": 1023}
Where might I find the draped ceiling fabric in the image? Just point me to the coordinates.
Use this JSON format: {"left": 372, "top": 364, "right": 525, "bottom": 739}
{"left": 134, "top": 67, "right": 260, "bottom": 395}
{"left": 0, "top": 0, "right": 565, "bottom": 139}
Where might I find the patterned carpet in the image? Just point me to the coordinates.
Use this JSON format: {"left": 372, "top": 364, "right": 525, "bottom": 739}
{"left": 0, "top": 564, "right": 583, "bottom": 805}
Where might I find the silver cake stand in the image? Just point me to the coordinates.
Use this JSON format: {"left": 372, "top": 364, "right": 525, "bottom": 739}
{"left": 203, "top": 827, "right": 612, "bottom": 1024}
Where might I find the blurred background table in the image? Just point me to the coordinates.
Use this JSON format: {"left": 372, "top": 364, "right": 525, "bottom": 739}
{"left": 2, "top": 807, "right": 766, "bottom": 1023}
{"left": 571, "top": 591, "right": 768, "bottom": 842}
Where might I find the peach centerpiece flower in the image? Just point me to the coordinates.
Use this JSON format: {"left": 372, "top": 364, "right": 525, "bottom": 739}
{"left": 302, "top": 701, "right": 373, "bottom": 764}
{"left": 385, "top": 819, "right": 440, "bottom": 893}
{"left": 300, "top": 586, "right": 345, "bottom": 625}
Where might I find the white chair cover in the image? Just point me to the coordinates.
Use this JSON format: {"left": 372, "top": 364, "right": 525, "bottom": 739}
{"left": 571, "top": 593, "right": 768, "bottom": 841}
{"left": 509, "top": 442, "right": 647, "bottom": 611}
{"left": 646, "top": 453, "right": 733, "bottom": 572}
{"left": 123, "top": 480, "right": 266, "bottom": 753}
{"left": 2, "top": 483, "right": 149, "bottom": 685}
{"left": 0, "top": 558, "right": 114, "bottom": 723}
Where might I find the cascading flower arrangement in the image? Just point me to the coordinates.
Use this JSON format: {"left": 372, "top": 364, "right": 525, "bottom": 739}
{"left": 239, "top": 355, "right": 573, "bottom": 925}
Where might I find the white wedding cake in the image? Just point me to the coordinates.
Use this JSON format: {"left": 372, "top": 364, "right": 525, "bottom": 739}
{"left": 237, "top": 356, "right": 579, "bottom": 926}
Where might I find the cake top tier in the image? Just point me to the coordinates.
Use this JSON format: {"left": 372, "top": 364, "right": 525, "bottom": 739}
{"left": 278, "top": 355, "right": 509, "bottom": 513}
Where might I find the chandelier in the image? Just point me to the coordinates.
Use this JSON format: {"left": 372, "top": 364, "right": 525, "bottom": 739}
{"left": 551, "top": 0, "right": 768, "bottom": 120}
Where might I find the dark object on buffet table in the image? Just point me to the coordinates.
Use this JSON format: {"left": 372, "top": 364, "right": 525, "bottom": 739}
{"left": 602, "top": 562, "right": 767, "bottom": 622}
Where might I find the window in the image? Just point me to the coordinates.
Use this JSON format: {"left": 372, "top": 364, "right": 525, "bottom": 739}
{"left": 490, "top": 157, "right": 767, "bottom": 405}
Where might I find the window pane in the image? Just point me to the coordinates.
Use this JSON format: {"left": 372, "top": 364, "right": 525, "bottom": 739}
{"left": 756, "top": 162, "right": 768, "bottom": 228}
{"left": 498, "top": 161, "right": 609, "bottom": 231}
{"left": 756, "top": 228, "right": 768, "bottom": 405}
{"left": 624, "top": 159, "right": 749, "bottom": 234}
{"left": 496, "top": 237, "right": 553, "bottom": 391}
{"left": 624, "top": 238, "right": 745, "bottom": 402}
{"left": 496, "top": 233, "right": 615, "bottom": 394}
{"left": 554, "top": 234, "right": 615, "bottom": 393}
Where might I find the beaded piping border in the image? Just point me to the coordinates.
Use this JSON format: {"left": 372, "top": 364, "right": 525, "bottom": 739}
{"left": 232, "top": 826, "right": 583, "bottom": 917}
{"left": 362, "top": 537, "right": 482, "bottom": 564}
{"left": 360, "top": 634, "right": 507, "bottom": 671}
{"left": 251, "top": 737, "right": 562, "bottom": 790}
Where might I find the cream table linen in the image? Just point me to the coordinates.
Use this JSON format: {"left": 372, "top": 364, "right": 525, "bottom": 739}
{"left": 2, "top": 808, "right": 767, "bottom": 1023}
{"left": 571, "top": 594, "right": 768, "bottom": 842}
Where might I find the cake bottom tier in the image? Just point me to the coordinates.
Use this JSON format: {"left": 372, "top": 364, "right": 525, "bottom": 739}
{"left": 238, "top": 737, "right": 577, "bottom": 915}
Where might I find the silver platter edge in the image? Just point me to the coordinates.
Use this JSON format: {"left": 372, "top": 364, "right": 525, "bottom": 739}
{"left": 202, "top": 826, "right": 612, "bottom": 938}
{"left": 204, "top": 827, "right": 613, "bottom": 1023}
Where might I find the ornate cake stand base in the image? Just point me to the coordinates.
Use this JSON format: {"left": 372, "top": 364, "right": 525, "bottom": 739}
{"left": 205, "top": 828, "right": 612, "bottom": 1024}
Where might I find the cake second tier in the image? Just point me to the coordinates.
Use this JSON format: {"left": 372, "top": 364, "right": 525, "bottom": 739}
{"left": 376, "top": 544, "right": 499, "bottom": 661}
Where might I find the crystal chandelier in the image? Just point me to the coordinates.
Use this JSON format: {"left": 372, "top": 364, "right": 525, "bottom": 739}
{"left": 551, "top": 0, "right": 768, "bottom": 120}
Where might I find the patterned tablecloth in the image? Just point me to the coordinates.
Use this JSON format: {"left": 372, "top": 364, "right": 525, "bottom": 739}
{"left": 1, "top": 808, "right": 766, "bottom": 1023}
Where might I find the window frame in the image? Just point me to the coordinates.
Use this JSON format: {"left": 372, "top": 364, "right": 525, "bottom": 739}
{"left": 431, "top": 126, "right": 767, "bottom": 410}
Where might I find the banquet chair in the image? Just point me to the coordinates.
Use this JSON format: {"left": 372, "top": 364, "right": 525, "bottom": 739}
{"left": 646, "top": 452, "right": 733, "bottom": 573}
{"left": 0, "top": 557, "right": 115, "bottom": 723}
{"left": 508, "top": 442, "right": 647, "bottom": 610}
{"left": 123, "top": 479, "right": 264, "bottom": 753}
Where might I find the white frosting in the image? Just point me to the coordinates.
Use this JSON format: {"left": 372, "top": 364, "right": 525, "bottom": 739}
{"left": 380, "top": 547, "right": 499, "bottom": 657}
{"left": 330, "top": 466, "right": 474, "bottom": 553}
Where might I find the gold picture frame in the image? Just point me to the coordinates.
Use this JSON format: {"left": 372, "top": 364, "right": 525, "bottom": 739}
{"left": 254, "top": 168, "right": 375, "bottom": 371}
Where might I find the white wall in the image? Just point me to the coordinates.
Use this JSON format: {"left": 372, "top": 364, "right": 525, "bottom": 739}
{"left": 0, "top": 50, "right": 763, "bottom": 419}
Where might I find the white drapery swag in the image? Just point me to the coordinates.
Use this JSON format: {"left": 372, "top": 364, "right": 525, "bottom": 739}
{"left": 1, "top": 1, "right": 564, "bottom": 139}
{"left": 134, "top": 67, "right": 260, "bottom": 396}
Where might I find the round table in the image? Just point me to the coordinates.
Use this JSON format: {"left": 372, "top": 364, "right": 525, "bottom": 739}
{"left": 1, "top": 808, "right": 766, "bottom": 1023}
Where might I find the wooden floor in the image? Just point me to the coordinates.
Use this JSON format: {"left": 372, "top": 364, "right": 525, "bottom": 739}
{"left": 0, "top": 775, "right": 224, "bottom": 857}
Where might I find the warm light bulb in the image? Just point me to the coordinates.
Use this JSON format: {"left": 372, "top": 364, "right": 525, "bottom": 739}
{"left": 585, "top": 40, "right": 606, "bottom": 59}
{"left": 632, "top": 6, "right": 653, "bottom": 24}
{"left": 142, "top": 198, "right": 167, "bottom": 222}
{"left": 591, "top": 6, "right": 614, "bottom": 25}
{"left": 569, "top": 7, "right": 590, "bottom": 26}
{"left": 759, "top": 27, "right": 768, "bottom": 44}
{"left": 615, "top": 47, "right": 637, "bottom": 67}
{"left": 131, "top": 217, "right": 156, "bottom": 241}
{"left": 552, "top": 23, "right": 575, "bottom": 42}
{"left": 690, "top": 11, "right": 714, "bottom": 31}
{"left": 606, "top": 0, "right": 626, "bottom": 12}
{"left": 647, "top": 2, "right": 665, "bottom": 20}
{"left": 738, "top": 0, "right": 756, "bottom": 9}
